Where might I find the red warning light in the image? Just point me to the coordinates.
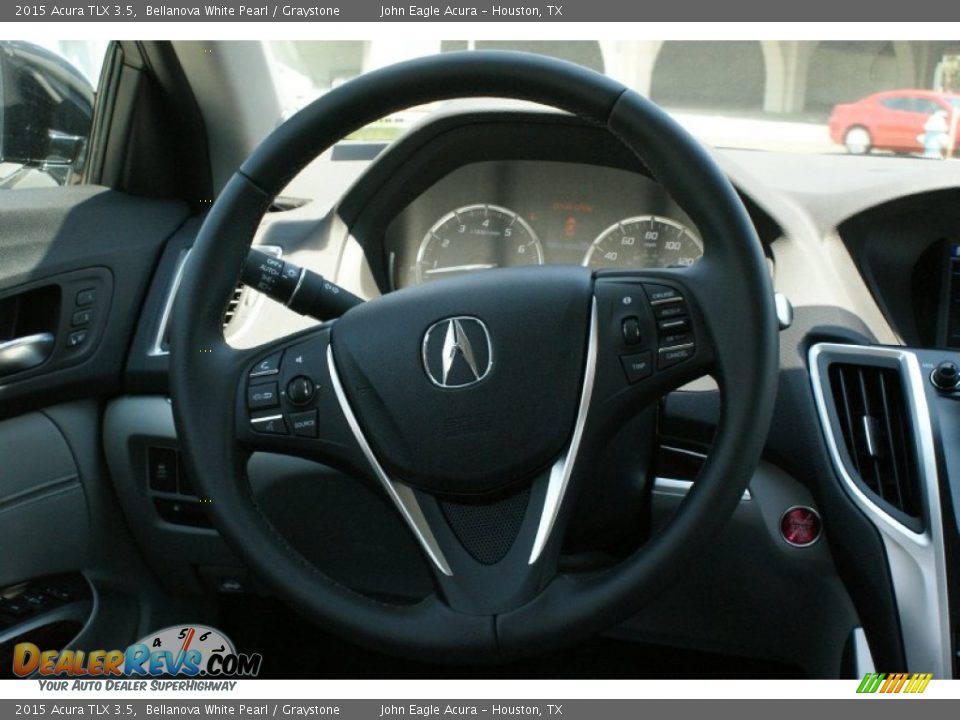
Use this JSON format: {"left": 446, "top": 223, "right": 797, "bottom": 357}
{"left": 564, "top": 216, "right": 577, "bottom": 238}
{"left": 780, "top": 506, "right": 822, "bottom": 547}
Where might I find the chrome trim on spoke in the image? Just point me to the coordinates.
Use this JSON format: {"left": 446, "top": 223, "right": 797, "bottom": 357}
{"left": 327, "top": 345, "right": 453, "bottom": 576}
{"left": 528, "top": 298, "right": 598, "bottom": 565}
{"left": 653, "top": 477, "right": 751, "bottom": 502}
{"left": 809, "top": 342, "right": 951, "bottom": 676}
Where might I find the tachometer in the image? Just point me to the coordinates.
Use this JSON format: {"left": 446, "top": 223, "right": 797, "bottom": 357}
{"left": 583, "top": 215, "right": 703, "bottom": 269}
{"left": 415, "top": 204, "right": 543, "bottom": 284}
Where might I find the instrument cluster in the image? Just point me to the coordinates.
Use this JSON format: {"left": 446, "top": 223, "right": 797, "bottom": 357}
{"left": 384, "top": 160, "right": 704, "bottom": 289}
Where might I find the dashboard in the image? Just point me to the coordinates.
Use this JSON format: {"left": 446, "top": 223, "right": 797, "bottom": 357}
{"left": 383, "top": 161, "right": 702, "bottom": 288}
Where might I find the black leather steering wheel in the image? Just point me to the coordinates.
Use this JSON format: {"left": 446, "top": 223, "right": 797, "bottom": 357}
{"left": 169, "top": 51, "right": 778, "bottom": 662}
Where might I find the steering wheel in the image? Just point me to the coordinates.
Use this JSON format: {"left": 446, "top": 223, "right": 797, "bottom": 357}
{"left": 169, "top": 51, "right": 778, "bottom": 662}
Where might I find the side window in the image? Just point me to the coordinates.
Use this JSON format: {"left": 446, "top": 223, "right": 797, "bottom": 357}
{"left": 880, "top": 97, "right": 912, "bottom": 111}
{"left": 0, "top": 41, "right": 104, "bottom": 190}
{"left": 913, "top": 98, "right": 942, "bottom": 114}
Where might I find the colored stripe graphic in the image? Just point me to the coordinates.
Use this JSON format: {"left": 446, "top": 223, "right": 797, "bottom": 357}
{"left": 857, "top": 672, "right": 932, "bottom": 694}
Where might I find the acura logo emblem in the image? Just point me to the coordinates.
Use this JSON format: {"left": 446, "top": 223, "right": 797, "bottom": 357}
{"left": 422, "top": 316, "right": 493, "bottom": 388}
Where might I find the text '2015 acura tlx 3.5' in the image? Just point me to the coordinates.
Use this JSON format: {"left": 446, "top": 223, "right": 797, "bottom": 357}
{"left": 2, "top": 39, "right": 960, "bottom": 679}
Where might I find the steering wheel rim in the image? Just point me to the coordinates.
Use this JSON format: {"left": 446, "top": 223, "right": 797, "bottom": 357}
{"left": 169, "top": 51, "right": 778, "bottom": 662}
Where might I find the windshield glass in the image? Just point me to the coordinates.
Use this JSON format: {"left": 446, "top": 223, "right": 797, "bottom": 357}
{"left": 264, "top": 40, "right": 960, "bottom": 159}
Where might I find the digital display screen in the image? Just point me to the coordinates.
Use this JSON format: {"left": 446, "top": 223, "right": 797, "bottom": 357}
{"left": 945, "top": 241, "right": 960, "bottom": 349}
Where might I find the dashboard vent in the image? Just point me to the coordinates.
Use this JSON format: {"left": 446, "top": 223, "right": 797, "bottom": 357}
{"left": 827, "top": 362, "right": 921, "bottom": 519}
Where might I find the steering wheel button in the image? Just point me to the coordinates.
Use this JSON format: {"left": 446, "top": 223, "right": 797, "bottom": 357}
{"left": 287, "top": 376, "right": 316, "bottom": 405}
{"left": 660, "top": 331, "right": 692, "bottom": 347}
{"left": 289, "top": 410, "right": 319, "bottom": 438}
{"left": 620, "top": 352, "right": 653, "bottom": 383}
{"left": 658, "top": 317, "right": 689, "bottom": 333}
{"left": 659, "top": 343, "right": 695, "bottom": 369}
{"left": 653, "top": 302, "right": 687, "bottom": 321}
{"left": 250, "top": 414, "right": 287, "bottom": 435}
{"left": 247, "top": 382, "right": 279, "bottom": 409}
{"left": 249, "top": 351, "right": 283, "bottom": 377}
{"left": 621, "top": 317, "right": 642, "bottom": 345}
{"left": 643, "top": 284, "right": 682, "bottom": 304}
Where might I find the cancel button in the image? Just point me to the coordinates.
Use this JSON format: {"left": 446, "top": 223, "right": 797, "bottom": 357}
{"left": 289, "top": 410, "right": 319, "bottom": 439}
{"left": 658, "top": 343, "right": 695, "bottom": 370}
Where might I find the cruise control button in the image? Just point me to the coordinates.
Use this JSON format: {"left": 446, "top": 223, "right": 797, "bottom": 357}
{"left": 621, "top": 317, "right": 641, "bottom": 345}
{"left": 287, "top": 376, "right": 315, "bottom": 405}
{"left": 659, "top": 343, "right": 695, "bottom": 369}
{"left": 620, "top": 352, "right": 653, "bottom": 383}
{"left": 250, "top": 414, "right": 287, "bottom": 435}
{"left": 654, "top": 302, "right": 687, "bottom": 321}
{"left": 644, "top": 284, "right": 682, "bottom": 304}
{"left": 247, "top": 382, "right": 279, "bottom": 409}
{"left": 289, "top": 410, "right": 319, "bottom": 438}
{"left": 249, "top": 351, "right": 283, "bottom": 377}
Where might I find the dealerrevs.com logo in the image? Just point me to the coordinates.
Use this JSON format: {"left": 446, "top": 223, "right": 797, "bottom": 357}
{"left": 13, "top": 625, "right": 262, "bottom": 682}
{"left": 856, "top": 673, "right": 933, "bottom": 694}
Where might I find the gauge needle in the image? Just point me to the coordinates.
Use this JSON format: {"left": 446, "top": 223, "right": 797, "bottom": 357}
{"left": 425, "top": 263, "right": 499, "bottom": 275}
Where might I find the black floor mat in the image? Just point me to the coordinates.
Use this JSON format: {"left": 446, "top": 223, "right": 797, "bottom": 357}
{"left": 216, "top": 595, "right": 805, "bottom": 679}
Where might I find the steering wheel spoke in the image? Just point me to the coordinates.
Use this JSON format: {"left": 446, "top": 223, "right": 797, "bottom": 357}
{"left": 236, "top": 327, "right": 368, "bottom": 474}
{"left": 587, "top": 268, "right": 716, "bottom": 419}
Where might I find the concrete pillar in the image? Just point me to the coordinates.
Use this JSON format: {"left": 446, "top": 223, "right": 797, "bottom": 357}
{"left": 893, "top": 41, "right": 918, "bottom": 88}
{"left": 599, "top": 40, "right": 662, "bottom": 97}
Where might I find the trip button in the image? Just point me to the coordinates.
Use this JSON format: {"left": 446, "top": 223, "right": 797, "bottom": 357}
{"left": 289, "top": 410, "right": 319, "bottom": 438}
{"left": 250, "top": 414, "right": 287, "bottom": 435}
{"left": 249, "top": 351, "right": 283, "bottom": 377}
{"left": 659, "top": 343, "right": 695, "bottom": 369}
{"left": 71, "top": 309, "right": 92, "bottom": 327}
{"left": 620, "top": 352, "right": 653, "bottom": 383}
{"left": 247, "top": 382, "right": 279, "bottom": 410}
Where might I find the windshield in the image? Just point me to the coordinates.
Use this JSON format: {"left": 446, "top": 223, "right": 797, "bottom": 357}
{"left": 264, "top": 40, "right": 960, "bottom": 159}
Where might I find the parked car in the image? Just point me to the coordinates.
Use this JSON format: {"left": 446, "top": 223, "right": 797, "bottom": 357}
{"left": 829, "top": 89, "right": 960, "bottom": 155}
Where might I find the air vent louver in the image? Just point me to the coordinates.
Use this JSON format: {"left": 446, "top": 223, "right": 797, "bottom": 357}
{"left": 828, "top": 362, "right": 921, "bottom": 519}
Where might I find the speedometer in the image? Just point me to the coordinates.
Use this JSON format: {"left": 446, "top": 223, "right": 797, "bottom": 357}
{"left": 583, "top": 215, "right": 703, "bottom": 269}
{"left": 415, "top": 204, "right": 543, "bottom": 284}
